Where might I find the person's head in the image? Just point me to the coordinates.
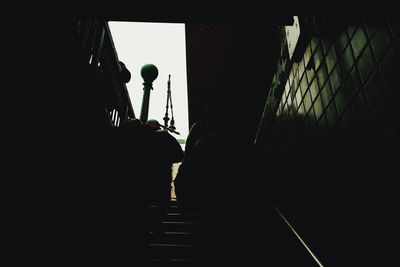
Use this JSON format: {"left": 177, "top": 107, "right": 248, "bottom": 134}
{"left": 145, "top": 119, "right": 161, "bottom": 131}
{"left": 119, "top": 61, "right": 131, "bottom": 83}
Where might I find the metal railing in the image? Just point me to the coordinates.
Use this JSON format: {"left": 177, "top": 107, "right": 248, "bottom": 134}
{"left": 73, "top": 20, "right": 135, "bottom": 127}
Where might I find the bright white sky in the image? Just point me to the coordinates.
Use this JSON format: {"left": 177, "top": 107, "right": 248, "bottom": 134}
{"left": 109, "top": 22, "right": 189, "bottom": 144}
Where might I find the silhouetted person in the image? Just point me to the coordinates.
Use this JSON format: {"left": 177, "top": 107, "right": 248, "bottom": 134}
{"left": 174, "top": 103, "right": 223, "bottom": 208}
{"left": 144, "top": 119, "right": 184, "bottom": 233}
{"left": 118, "top": 117, "right": 148, "bottom": 195}
{"left": 116, "top": 117, "right": 148, "bottom": 264}
{"left": 184, "top": 103, "right": 218, "bottom": 156}
{"left": 175, "top": 109, "right": 266, "bottom": 265}
{"left": 119, "top": 61, "right": 131, "bottom": 83}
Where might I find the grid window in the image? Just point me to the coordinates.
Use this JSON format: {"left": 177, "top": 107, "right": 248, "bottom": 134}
{"left": 292, "top": 95, "right": 298, "bottom": 110}
{"left": 330, "top": 65, "right": 343, "bottom": 94}
{"left": 326, "top": 46, "right": 338, "bottom": 74}
{"left": 290, "top": 82, "right": 296, "bottom": 100}
{"left": 314, "top": 94, "right": 324, "bottom": 121}
{"left": 320, "top": 81, "right": 333, "bottom": 109}
{"left": 303, "top": 90, "right": 313, "bottom": 114}
{"left": 351, "top": 27, "right": 368, "bottom": 59}
{"left": 341, "top": 109, "right": 354, "bottom": 127}
{"left": 322, "top": 39, "right": 333, "bottom": 56}
{"left": 343, "top": 66, "right": 362, "bottom": 100}
{"left": 336, "top": 30, "right": 350, "bottom": 53}
{"left": 287, "top": 91, "right": 292, "bottom": 106}
{"left": 296, "top": 87, "right": 303, "bottom": 105}
{"left": 298, "top": 58, "right": 305, "bottom": 79}
{"left": 282, "top": 92, "right": 288, "bottom": 107}
{"left": 358, "top": 45, "right": 376, "bottom": 84}
{"left": 307, "top": 106, "right": 316, "bottom": 125}
{"left": 306, "top": 63, "right": 316, "bottom": 83}
{"left": 310, "top": 38, "right": 319, "bottom": 54}
{"left": 290, "top": 83, "right": 296, "bottom": 102}
{"left": 318, "top": 114, "right": 328, "bottom": 127}
{"left": 298, "top": 101, "right": 306, "bottom": 115}
{"left": 266, "top": 17, "right": 398, "bottom": 157}
{"left": 364, "top": 18, "right": 378, "bottom": 38}
{"left": 335, "top": 86, "right": 349, "bottom": 117}
{"left": 371, "top": 27, "right": 392, "bottom": 63}
{"left": 288, "top": 68, "right": 294, "bottom": 85}
{"left": 316, "top": 62, "right": 329, "bottom": 88}
{"left": 283, "top": 102, "right": 288, "bottom": 112}
{"left": 299, "top": 74, "right": 308, "bottom": 96}
{"left": 282, "top": 87, "right": 287, "bottom": 103}
{"left": 341, "top": 44, "right": 355, "bottom": 74}
{"left": 278, "top": 102, "right": 283, "bottom": 115}
{"left": 314, "top": 44, "right": 324, "bottom": 70}
{"left": 364, "top": 71, "right": 385, "bottom": 111}
{"left": 346, "top": 25, "right": 356, "bottom": 38}
{"left": 309, "top": 78, "right": 320, "bottom": 102}
{"left": 304, "top": 45, "right": 312, "bottom": 67}
{"left": 285, "top": 80, "right": 290, "bottom": 96}
{"left": 293, "top": 70, "right": 299, "bottom": 91}
{"left": 325, "top": 100, "right": 339, "bottom": 126}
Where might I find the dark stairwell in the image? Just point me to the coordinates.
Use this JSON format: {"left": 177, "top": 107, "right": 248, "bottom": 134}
{"left": 1, "top": 9, "right": 399, "bottom": 267}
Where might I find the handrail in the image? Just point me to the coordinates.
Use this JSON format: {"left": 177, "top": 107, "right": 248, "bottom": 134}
{"left": 274, "top": 205, "right": 325, "bottom": 267}
{"left": 73, "top": 19, "right": 135, "bottom": 127}
{"left": 102, "top": 22, "right": 135, "bottom": 122}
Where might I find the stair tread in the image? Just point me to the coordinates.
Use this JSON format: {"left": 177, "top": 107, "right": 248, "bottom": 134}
{"left": 146, "top": 203, "right": 202, "bottom": 263}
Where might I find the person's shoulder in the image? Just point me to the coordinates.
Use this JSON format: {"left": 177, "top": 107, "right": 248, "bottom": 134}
{"left": 155, "top": 129, "right": 178, "bottom": 141}
{"left": 155, "top": 129, "right": 169, "bottom": 135}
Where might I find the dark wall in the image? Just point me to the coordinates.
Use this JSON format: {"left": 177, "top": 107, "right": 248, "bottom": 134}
{"left": 224, "top": 25, "right": 281, "bottom": 143}
{"left": 1, "top": 18, "right": 145, "bottom": 264}
{"left": 1, "top": 18, "right": 119, "bottom": 189}
{"left": 186, "top": 24, "right": 281, "bottom": 143}
{"left": 256, "top": 16, "right": 399, "bottom": 266}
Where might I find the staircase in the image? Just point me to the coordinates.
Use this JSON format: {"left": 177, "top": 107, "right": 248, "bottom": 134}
{"left": 146, "top": 202, "right": 202, "bottom": 266}
{"left": 144, "top": 201, "right": 321, "bottom": 267}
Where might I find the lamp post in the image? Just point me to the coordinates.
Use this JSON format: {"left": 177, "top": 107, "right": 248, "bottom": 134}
{"left": 139, "top": 64, "right": 158, "bottom": 124}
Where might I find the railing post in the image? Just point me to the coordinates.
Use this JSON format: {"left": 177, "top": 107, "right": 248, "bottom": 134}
{"left": 91, "top": 22, "right": 105, "bottom": 67}
{"left": 139, "top": 64, "right": 159, "bottom": 124}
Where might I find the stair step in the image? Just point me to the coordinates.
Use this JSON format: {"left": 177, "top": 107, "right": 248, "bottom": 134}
{"left": 146, "top": 258, "right": 201, "bottom": 267}
{"left": 147, "top": 222, "right": 201, "bottom": 233}
{"left": 165, "top": 212, "right": 201, "bottom": 221}
{"left": 148, "top": 203, "right": 200, "bottom": 213}
{"left": 162, "top": 221, "right": 201, "bottom": 232}
{"left": 166, "top": 212, "right": 200, "bottom": 216}
{"left": 147, "top": 243, "right": 200, "bottom": 259}
{"left": 148, "top": 231, "right": 200, "bottom": 245}
{"left": 146, "top": 203, "right": 202, "bottom": 263}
